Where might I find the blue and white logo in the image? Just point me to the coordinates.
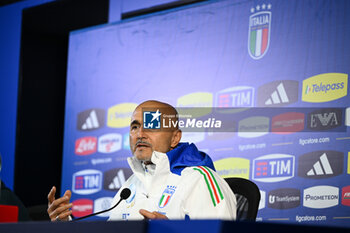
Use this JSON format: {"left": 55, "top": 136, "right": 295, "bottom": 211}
{"left": 216, "top": 86, "right": 254, "bottom": 107}
{"left": 143, "top": 110, "right": 161, "bottom": 129}
{"left": 252, "top": 154, "right": 295, "bottom": 183}
{"left": 72, "top": 169, "right": 102, "bottom": 195}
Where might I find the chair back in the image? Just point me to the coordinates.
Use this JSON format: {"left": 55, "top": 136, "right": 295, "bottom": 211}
{"left": 0, "top": 205, "right": 18, "bottom": 222}
{"left": 224, "top": 178, "right": 260, "bottom": 221}
{"left": 27, "top": 204, "right": 51, "bottom": 221}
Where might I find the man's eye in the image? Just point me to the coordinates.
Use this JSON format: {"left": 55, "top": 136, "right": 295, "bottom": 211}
{"left": 131, "top": 125, "right": 139, "bottom": 130}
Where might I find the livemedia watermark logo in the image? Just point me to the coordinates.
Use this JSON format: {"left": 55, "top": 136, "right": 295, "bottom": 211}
{"left": 140, "top": 107, "right": 346, "bottom": 132}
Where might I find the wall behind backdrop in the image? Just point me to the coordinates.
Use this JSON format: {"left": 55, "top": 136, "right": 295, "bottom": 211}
{"left": 0, "top": 0, "right": 179, "bottom": 196}
{"left": 0, "top": 0, "right": 53, "bottom": 191}
{"left": 61, "top": 0, "right": 350, "bottom": 227}
{"left": 0, "top": 0, "right": 180, "bottom": 207}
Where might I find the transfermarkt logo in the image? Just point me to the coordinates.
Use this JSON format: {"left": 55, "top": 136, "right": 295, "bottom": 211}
{"left": 302, "top": 73, "right": 348, "bottom": 103}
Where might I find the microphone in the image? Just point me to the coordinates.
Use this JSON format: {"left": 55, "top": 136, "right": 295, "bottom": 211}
{"left": 73, "top": 188, "right": 131, "bottom": 221}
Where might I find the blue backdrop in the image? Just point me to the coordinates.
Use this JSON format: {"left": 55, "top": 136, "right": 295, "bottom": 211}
{"left": 61, "top": 0, "right": 350, "bottom": 227}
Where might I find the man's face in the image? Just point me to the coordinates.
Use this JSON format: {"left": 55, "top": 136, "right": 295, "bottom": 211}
{"left": 129, "top": 106, "right": 176, "bottom": 161}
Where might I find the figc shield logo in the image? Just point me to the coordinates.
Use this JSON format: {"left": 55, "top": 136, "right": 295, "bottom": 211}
{"left": 159, "top": 185, "right": 176, "bottom": 208}
{"left": 248, "top": 4, "right": 272, "bottom": 59}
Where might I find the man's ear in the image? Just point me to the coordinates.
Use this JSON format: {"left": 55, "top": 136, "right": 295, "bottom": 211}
{"left": 170, "top": 130, "right": 182, "bottom": 148}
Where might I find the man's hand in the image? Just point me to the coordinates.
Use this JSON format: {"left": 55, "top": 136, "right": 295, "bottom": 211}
{"left": 47, "top": 186, "right": 73, "bottom": 221}
{"left": 139, "top": 209, "right": 168, "bottom": 220}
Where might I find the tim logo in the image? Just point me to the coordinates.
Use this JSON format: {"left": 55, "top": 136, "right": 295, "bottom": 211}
{"left": 143, "top": 110, "right": 161, "bottom": 129}
{"left": 216, "top": 86, "right": 254, "bottom": 107}
{"left": 252, "top": 154, "right": 295, "bottom": 182}
{"left": 248, "top": 3, "right": 272, "bottom": 59}
{"left": 72, "top": 169, "right": 102, "bottom": 195}
{"left": 75, "top": 137, "right": 97, "bottom": 156}
{"left": 268, "top": 188, "right": 300, "bottom": 209}
{"left": 342, "top": 186, "right": 350, "bottom": 206}
{"left": 77, "top": 109, "right": 105, "bottom": 131}
{"left": 72, "top": 199, "right": 93, "bottom": 218}
{"left": 159, "top": 185, "right": 176, "bottom": 208}
{"left": 103, "top": 168, "right": 133, "bottom": 192}
{"left": 257, "top": 80, "right": 298, "bottom": 107}
{"left": 298, "top": 151, "right": 343, "bottom": 179}
{"left": 307, "top": 108, "right": 342, "bottom": 131}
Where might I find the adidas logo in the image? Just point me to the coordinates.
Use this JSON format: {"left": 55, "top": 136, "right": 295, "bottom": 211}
{"left": 82, "top": 110, "right": 99, "bottom": 130}
{"left": 307, "top": 153, "right": 333, "bottom": 176}
{"left": 265, "top": 83, "right": 289, "bottom": 105}
{"left": 258, "top": 80, "right": 298, "bottom": 107}
{"left": 77, "top": 109, "right": 105, "bottom": 131}
{"left": 108, "top": 170, "right": 126, "bottom": 189}
{"left": 298, "top": 150, "right": 343, "bottom": 179}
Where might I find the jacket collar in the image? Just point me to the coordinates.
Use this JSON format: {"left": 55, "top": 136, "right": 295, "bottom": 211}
{"left": 127, "top": 142, "right": 215, "bottom": 177}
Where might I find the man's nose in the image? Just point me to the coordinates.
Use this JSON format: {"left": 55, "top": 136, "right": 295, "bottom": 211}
{"left": 137, "top": 125, "right": 147, "bottom": 138}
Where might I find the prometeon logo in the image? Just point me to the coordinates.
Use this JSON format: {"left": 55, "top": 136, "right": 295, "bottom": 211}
{"left": 252, "top": 154, "right": 295, "bottom": 183}
{"left": 72, "top": 169, "right": 102, "bottom": 195}
{"left": 77, "top": 109, "right": 105, "bottom": 131}
{"left": 268, "top": 188, "right": 300, "bottom": 209}
{"left": 216, "top": 86, "right": 254, "bottom": 107}
{"left": 302, "top": 73, "right": 348, "bottom": 103}
{"left": 307, "top": 108, "right": 342, "bottom": 131}
{"left": 303, "top": 185, "right": 339, "bottom": 209}
{"left": 298, "top": 151, "right": 343, "bottom": 179}
{"left": 257, "top": 80, "right": 298, "bottom": 107}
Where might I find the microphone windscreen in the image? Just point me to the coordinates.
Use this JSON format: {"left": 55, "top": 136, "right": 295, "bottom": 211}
{"left": 120, "top": 188, "right": 131, "bottom": 200}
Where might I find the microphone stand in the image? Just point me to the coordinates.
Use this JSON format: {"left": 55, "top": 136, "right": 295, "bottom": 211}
{"left": 73, "top": 188, "right": 131, "bottom": 221}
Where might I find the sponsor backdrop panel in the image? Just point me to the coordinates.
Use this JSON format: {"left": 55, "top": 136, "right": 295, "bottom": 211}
{"left": 61, "top": 0, "right": 350, "bottom": 227}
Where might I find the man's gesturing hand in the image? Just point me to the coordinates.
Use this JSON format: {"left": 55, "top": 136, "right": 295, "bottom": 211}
{"left": 47, "top": 186, "right": 73, "bottom": 221}
{"left": 139, "top": 209, "right": 168, "bottom": 220}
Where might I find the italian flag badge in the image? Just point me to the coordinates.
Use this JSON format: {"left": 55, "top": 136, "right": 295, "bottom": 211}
{"left": 158, "top": 186, "right": 176, "bottom": 208}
